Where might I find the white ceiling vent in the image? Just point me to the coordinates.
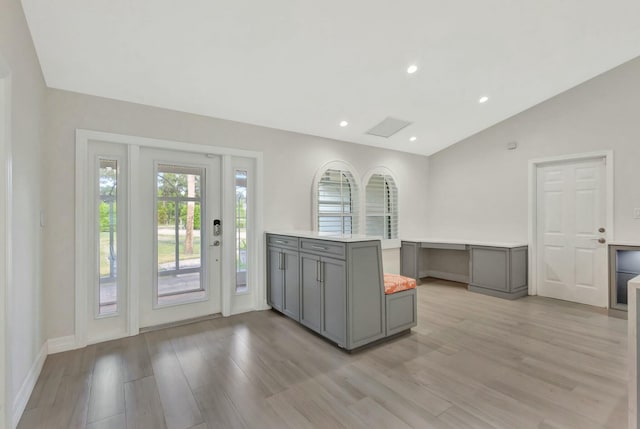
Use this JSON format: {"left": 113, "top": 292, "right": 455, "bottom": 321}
{"left": 365, "top": 117, "right": 412, "bottom": 138}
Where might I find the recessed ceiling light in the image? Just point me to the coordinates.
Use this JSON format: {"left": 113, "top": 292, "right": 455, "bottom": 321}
{"left": 407, "top": 64, "right": 418, "bottom": 74}
{"left": 478, "top": 96, "right": 489, "bottom": 104}
{"left": 409, "top": 136, "right": 417, "bottom": 142}
{"left": 339, "top": 120, "right": 349, "bottom": 127}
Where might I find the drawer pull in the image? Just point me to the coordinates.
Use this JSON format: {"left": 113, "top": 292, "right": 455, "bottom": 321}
{"left": 274, "top": 240, "right": 286, "bottom": 244}
{"left": 311, "top": 245, "right": 328, "bottom": 250}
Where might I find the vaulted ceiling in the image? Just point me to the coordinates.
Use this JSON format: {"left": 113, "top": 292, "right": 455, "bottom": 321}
{"left": 21, "top": 0, "right": 640, "bottom": 155}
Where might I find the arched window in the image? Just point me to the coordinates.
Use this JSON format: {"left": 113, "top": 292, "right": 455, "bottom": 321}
{"left": 313, "top": 162, "right": 359, "bottom": 235}
{"left": 365, "top": 170, "right": 398, "bottom": 239}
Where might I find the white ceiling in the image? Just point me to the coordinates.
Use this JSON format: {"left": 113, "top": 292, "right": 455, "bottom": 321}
{"left": 21, "top": 0, "right": 640, "bottom": 155}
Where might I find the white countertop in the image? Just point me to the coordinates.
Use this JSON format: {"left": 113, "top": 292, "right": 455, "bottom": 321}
{"left": 402, "top": 238, "right": 528, "bottom": 249}
{"left": 267, "top": 230, "right": 383, "bottom": 243}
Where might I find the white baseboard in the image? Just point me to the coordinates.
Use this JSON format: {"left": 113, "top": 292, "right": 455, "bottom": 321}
{"left": 11, "top": 342, "right": 47, "bottom": 429}
{"left": 47, "top": 335, "right": 78, "bottom": 354}
{"left": 424, "top": 270, "right": 469, "bottom": 285}
{"left": 230, "top": 304, "right": 261, "bottom": 316}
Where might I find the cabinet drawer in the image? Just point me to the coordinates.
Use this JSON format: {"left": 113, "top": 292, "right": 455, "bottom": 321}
{"left": 300, "top": 238, "right": 346, "bottom": 259}
{"left": 267, "top": 234, "right": 299, "bottom": 250}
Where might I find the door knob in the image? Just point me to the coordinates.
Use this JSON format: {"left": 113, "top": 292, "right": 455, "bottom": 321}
{"left": 598, "top": 238, "right": 606, "bottom": 244}
{"left": 598, "top": 227, "right": 606, "bottom": 233}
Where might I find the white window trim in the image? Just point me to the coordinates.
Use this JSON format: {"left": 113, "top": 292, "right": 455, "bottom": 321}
{"left": 362, "top": 166, "right": 400, "bottom": 245}
{"left": 311, "top": 160, "right": 361, "bottom": 235}
{"left": 226, "top": 157, "right": 259, "bottom": 317}
{"left": 94, "top": 154, "right": 125, "bottom": 319}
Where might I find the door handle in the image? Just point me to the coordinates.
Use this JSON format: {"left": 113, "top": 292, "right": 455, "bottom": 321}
{"left": 592, "top": 238, "right": 606, "bottom": 244}
{"left": 320, "top": 261, "right": 324, "bottom": 283}
{"left": 279, "top": 252, "right": 284, "bottom": 270}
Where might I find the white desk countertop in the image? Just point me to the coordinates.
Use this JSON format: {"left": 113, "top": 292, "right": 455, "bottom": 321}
{"left": 266, "top": 230, "right": 383, "bottom": 243}
{"left": 402, "top": 238, "right": 528, "bottom": 249}
{"left": 266, "top": 232, "right": 528, "bottom": 248}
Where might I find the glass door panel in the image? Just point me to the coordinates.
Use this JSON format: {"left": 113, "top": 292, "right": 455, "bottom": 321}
{"left": 156, "top": 164, "right": 206, "bottom": 306}
{"left": 98, "top": 159, "right": 119, "bottom": 315}
{"left": 235, "top": 170, "right": 248, "bottom": 293}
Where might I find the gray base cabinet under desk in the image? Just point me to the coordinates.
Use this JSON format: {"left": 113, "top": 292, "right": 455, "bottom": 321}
{"left": 468, "top": 246, "right": 528, "bottom": 300}
{"left": 267, "top": 233, "right": 387, "bottom": 350}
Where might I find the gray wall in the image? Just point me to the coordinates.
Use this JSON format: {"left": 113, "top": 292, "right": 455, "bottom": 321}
{"left": 426, "top": 56, "right": 640, "bottom": 243}
{"left": 43, "top": 89, "right": 431, "bottom": 339}
{"left": 0, "top": 0, "right": 46, "bottom": 410}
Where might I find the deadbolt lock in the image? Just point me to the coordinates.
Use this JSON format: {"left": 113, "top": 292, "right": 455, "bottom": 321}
{"left": 598, "top": 227, "right": 606, "bottom": 233}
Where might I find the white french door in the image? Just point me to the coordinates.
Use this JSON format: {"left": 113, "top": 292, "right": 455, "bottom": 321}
{"left": 139, "top": 148, "right": 221, "bottom": 328}
{"left": 536, "top": 158, "right": 608, "bottom": 307}
{"left": 77, "top": 131, "right": 264, "bottom": 346}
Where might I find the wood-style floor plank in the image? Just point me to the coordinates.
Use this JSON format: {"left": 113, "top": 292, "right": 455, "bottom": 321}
{"left": 124, "top": 376, "right": 167, "bottom": 429}
{"left": 17, "top": 279, "right": 628, "bottom": 429}
{"left": 86, "top": 340, "right": 125, "bottom": 424}
{"left": 144, "top": 329, "right": 203, "bottom": 429}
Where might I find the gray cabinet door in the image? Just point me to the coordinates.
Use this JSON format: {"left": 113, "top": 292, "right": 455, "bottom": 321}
{"left": 267, "top": 247, "right": 284, "bottom": 311}
{"left": 321, "top": 257, "right": 346, "bottom": 346}
{"left": 300, "top": 253, "right": 321, "bottom": 333}
{"left": 470, "top": 247, "right": 508, "bottom": 292}
{"left": 401, "top": 242, "right": 420, "bottom": 279}
{"left": 282, "top": 249, "right": 300, "bottom": 321}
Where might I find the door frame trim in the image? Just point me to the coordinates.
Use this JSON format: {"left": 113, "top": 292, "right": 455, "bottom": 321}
{"left": 0, "top": 55, "right": 12, "bottom": 429}
{"left": 527, "top": 150, "right": 614, "bottom": 300}
{"left": 75, "top": 129, "right": 264, "bottom": 347}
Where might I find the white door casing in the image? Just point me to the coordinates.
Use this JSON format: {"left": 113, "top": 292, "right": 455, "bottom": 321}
{"left": 535, "top": 157, "right": 608, "bottom": 307}
{"left": 0, "top": 56, "right": 11, "bottom": 429}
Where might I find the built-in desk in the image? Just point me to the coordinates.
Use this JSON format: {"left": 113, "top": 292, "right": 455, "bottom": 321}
{"left": 401, "top": 239, "right": 529, "bottom": 300}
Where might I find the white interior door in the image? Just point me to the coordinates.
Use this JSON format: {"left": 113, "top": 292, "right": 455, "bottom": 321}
{"left": 536, "top": 158, "right": 608, "bottom": 307}
{"left": 139, "top": 148, "right": 221, "bottom": 328}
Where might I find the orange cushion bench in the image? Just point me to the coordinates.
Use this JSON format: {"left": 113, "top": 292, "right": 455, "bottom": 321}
{"left": 384, "top": 274, "right": 417, "bottom": 295}
{"left": 383, "top": 274, "right": 417, "bottom": 336}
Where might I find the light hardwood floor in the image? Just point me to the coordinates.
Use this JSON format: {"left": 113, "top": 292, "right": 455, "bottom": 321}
{"left": 18, "top": 279, "right": 628, "bottom": 429}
